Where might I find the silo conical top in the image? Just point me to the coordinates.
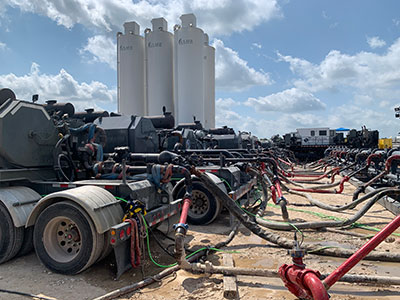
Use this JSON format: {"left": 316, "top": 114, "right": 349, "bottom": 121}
{"left": 151, "top": 17, "right": 168, "bottom": 31}
{"left": 180, "top": 13, "right": 197, "bottom": 27}
{"left": 124, "top": 22, "right": 140, "bottom": 35}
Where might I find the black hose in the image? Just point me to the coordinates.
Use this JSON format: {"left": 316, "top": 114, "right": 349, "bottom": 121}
{"left": 247, "top": 168, "right": 268, "bottom": 217}
{"left": 195, "top": 171, "right": 400, "bottom": 262}
{"left": 256, "top": 189, "right": 400, "bottom": 230}
{"left": 289, "top": 187, "right": 393, "bottom": 212}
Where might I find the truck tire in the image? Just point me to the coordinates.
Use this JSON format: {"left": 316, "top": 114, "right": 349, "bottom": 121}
{"left": 33, "top": 201, "right": 104, "bottom": 274}
{"left": 17, "top": 226, "right": 34, "bottom": 257}
{"left": 0, "top": 203, "right": 24, "bottom": 264}
{"left": 177, "top": 182, "right": 221, "bottom": 225}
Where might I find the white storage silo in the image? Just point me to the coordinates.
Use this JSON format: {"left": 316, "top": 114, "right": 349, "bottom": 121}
{"left": 174, "top": 14, "right": 205, "bottom": 125}
{"left": 145, "top": 18, "right": 174, "bottom": 116}
{"left": 203, "top": 34, "right": 215, "bottom": 129}
{"left": 117, "top": 22, "right": 146, "bottom": 116}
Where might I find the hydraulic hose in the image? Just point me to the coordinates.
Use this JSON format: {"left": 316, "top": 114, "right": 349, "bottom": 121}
{"left": 173, "top": 166, "right": 193, "bottom": 268}
{"left": 291, "top": 175, "right": 350, "bottom": 194}
{"left": 352, "top": 154, "right": 400, "bottom": 201}
{"left": 274, "top": 178, "right": 289, "bottom": 221}
{"left": 247, "top": 167, "right": 269, "bottom": 217}
{"left": 255, "top": 189, "right": 400, "bottom": 230}
{"left": 194, "top": 171, "right": 400, "bottom": 261}
{"left": 289, "top": 187, "right": 393, "bottom": 212}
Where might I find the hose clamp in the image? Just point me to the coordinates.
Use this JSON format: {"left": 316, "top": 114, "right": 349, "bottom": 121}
{"left": 276, "top": 196, "right": 287, "bottom": 205}
{"left": 173, "top": 222, "right": 189, "bottom": 232}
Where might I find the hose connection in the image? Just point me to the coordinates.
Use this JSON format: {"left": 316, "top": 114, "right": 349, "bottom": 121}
{"left": 279, "top": 238, "right": 329, "bottom": 300}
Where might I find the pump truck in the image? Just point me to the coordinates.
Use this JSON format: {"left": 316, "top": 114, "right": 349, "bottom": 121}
{"left": 0, "top": 88, "right": 259, "bottom": 277}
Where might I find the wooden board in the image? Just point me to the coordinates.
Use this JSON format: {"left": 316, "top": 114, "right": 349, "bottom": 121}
{"left": 223, "top": 253, "right": 238, "bottom": 299}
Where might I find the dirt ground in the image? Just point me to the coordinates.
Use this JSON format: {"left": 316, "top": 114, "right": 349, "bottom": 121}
{"left": 1, "top": 178, "right": 400, "bottom": 300}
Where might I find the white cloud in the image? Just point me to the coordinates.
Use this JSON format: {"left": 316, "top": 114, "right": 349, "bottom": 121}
{"left": 329, "top": 22, "right": 338, "bottom": 29}
{"left": 215, "top": 98, "right": 239, "bottom": 109}
{"left": 216, "top": 95, "right": 398, "bottom": 138}
{"left": 80, "top": 35, "right": 117, "bottom": 70}
{"left": 215, "top": 97, "right": 329, "bottom": 138}
{"left": 0, "top": 63, "right": 116, "bottom": 111}
{"left": 275, "top": 40, "right": 400, "bottom": 137}
{"left": 0, "top": 42, "right": 6, "bottom": 50}
{"left": 252, "top": 42, "right": 262, "bottom": 49}
{"left": 213, "top": 39, "right": 272, "bottom": 91}
{"left": 4, "top": 0, "right": 281, "bottom": 37}
{"left": 278, "top": 38, "right": 400, "bottom": 95}
{"left": 367, "top": 36, "right": 386, "bottom": 49}
{"left": 245, "top": 88, "right": 326, "bottom": 112}
{"left": 215, "top": 98, "right": 282, "bottom": 137}
{"left": 322, "top": 11, "right": 329, "bottom": 20}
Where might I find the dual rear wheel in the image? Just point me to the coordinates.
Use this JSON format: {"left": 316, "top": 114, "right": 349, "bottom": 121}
{"left": 33, "top": 201, "right": 105, "bottom": 274}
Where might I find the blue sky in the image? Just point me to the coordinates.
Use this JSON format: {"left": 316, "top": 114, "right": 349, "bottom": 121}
{"left": 1, "top": 0, "right": 400, "bottom": 138}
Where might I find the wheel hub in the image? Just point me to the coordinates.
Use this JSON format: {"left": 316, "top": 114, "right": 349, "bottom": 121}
{"left": 43, "top": 217, "right": 82, "bottom": 263}
{"left": 190, "top": 190, "right": 210, "bottom": 217}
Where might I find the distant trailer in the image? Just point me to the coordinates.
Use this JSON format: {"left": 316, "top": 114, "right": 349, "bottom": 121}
{"left": 296, "top": 127, "right": 336, "bottom": 146}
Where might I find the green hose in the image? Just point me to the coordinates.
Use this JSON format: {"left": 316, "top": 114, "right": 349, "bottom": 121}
{"left": 141, "top": 215, "right": 239, "bottom": 268}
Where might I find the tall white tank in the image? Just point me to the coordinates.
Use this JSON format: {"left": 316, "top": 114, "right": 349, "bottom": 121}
{"left": 117, "top": 22, "right": 145, "bottom": 116}
{"left": 203, "top": 34, "right": 215, "bottom": 129}
{"left": 145, "top": 18, "right": 174, "bottom": 116}
{"left": 174, "top": 14, "right": 205, "bottom": 125}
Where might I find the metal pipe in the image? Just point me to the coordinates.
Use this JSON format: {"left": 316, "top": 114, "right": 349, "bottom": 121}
{"left": 304, "top": 273, "right": 330, "bottom": 300}
{"left": 323, "top": 213, "right": 400, "bottom": 289}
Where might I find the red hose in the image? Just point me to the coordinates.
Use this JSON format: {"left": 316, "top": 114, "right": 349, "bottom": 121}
{"left": 278, "top": 157, "right": 294, "bottom": 172}
{"left": 179, "top": 197, "right": 192, "bottom": 224}
{"left": 126, "top": 219, "right": 141, "bottom": 268}
{"left": 366, "top": 153, "right": 383, "bottom": 167}
{"left": 291, "top": 167, "right": 340, "bottom": 182}
{"left": 275, "top": 180, "right": 283, "bottom": 198}
{"left": 271, "top": 185, "right": 277, "bottom": 204}
{"left": 292, "top": 176, "right": 349, "bottom": 194}
{"left": 385, "top": 155, "right": 400, "bottom": 172}
{"left": 323, "top": 213, "right": 400, "bottom": 289}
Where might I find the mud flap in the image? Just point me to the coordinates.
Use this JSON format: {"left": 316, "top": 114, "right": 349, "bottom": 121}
{"left": 110, "top": 222, "right": 132, "bottom": 279}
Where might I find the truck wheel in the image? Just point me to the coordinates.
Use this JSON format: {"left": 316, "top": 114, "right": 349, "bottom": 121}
{"left": 17, "top": 226, "right": 34, "bottom": 257}
{"left": 33, "top": 201, "right": 104, "bottom": 274}
{"left": 0, "top": 203, "right": 24, "bottom": 264}
{"left": 177, "top": 182, "right": 221, "bottom": 225}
